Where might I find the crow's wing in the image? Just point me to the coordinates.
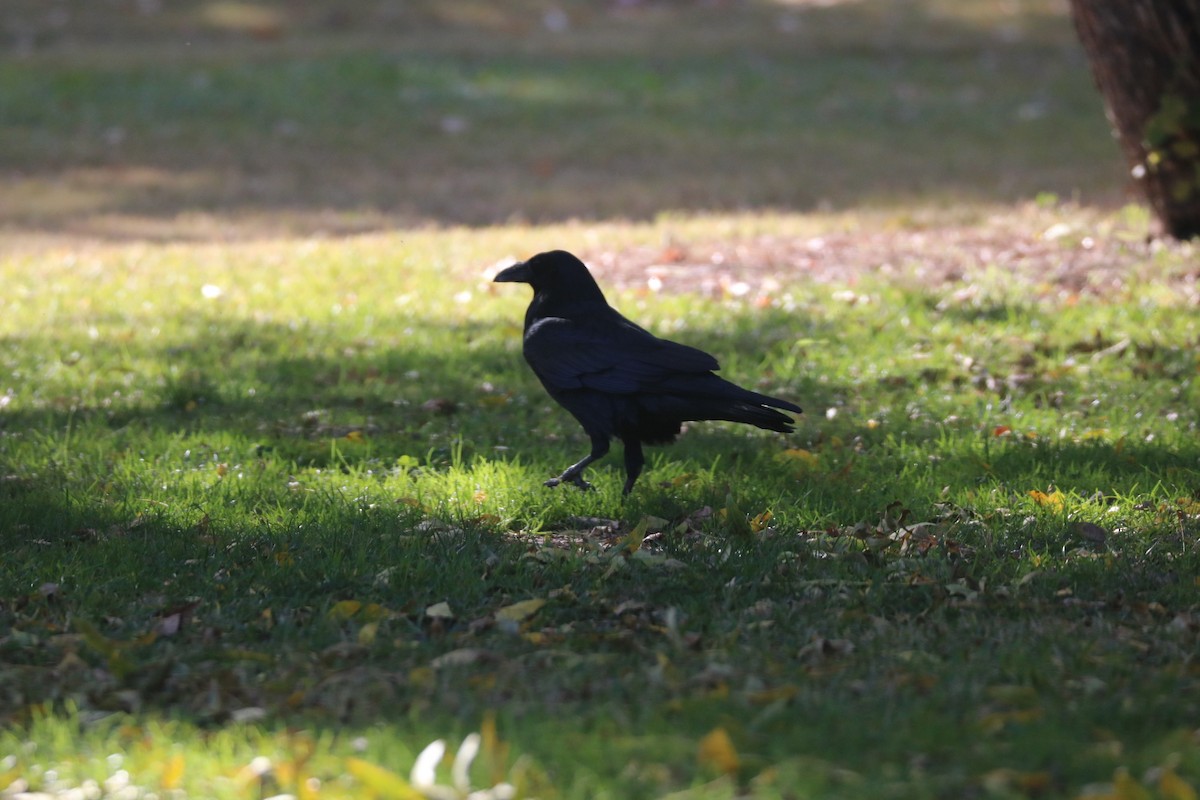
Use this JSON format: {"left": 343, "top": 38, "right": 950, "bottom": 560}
{"left": 523, "top": 315, "right": 719, "bottom": 394}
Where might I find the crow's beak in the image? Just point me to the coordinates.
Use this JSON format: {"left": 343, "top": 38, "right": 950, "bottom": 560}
{"left": 493, "top": 261, "right": 532, "bottom": 284}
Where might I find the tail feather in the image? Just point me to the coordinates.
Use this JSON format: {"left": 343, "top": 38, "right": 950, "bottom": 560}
{"left": 685, "top": 399, "right": 797, "bottom": 432}
{"left": 636, "top": 375, "right": 802, "bottom": 436}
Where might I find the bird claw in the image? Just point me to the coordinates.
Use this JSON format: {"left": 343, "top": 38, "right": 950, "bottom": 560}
{"left": 545, "top": 474, "right": 593, "bottom": 491}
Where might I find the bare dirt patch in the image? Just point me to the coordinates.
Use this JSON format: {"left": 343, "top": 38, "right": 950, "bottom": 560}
{"left": 573, "top": 208, "right": 1197, "bottom": 300}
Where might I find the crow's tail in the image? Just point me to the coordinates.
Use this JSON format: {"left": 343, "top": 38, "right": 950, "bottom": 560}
{"left": 694, "top": 394, "right": 800, "bottom": 433}
{"left": 640, "top": 376, "right": 802, "bottom": 434}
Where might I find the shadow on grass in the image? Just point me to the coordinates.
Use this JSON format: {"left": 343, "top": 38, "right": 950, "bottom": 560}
{"left": 0, "top": 0, "right": 1122, "bottom": 239}
{"left": 2, "top": 309, "right": 1198, "bottom": 736}
{"left": 3, "top": 307, "right": 1195, "bottom": 531}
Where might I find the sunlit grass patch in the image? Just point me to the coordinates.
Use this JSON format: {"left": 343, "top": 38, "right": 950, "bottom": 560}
{"left": 2, "top": 0, "right": 1200, "bottom": 795}
{"left": 2, "top": 206, "right": 1199, "bottom": 797}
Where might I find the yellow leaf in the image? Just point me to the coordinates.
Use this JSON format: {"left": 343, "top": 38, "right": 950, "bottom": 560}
{"left": 1114, "top": 768, "right": 1152, "bottom": 800}
{"left": 697, "top": 727, "right": 739, "bottom": 774}
{"left": 496, "top": 598, "right": 546, "bottom": 624}
{"left": 328, "top": 600, "right": 362, "bottom": 620}
{"left": 618, "top": 517, "right": 651, "bottom": 553}
{"left": 750, "top": 510, "right": 773, "bottom": 533}
{"left": 345, "top": 430, "right": 364, "bottom": 442}
{"left": 360, "top": 603, "right": 391, "bottom": 621}
{"left": 777, "top": 448, "right": 819, "bottom": 468}
{"left": 358, "top": 622, "right": 379, "bottom": 645}
{"left": 481, "top": 710, "right": 509, "bottom": 787}
{"left": 161, "top": 754, "right": 185, "bottom": 790}
{"left": 275, "top": 759, "right": 297, "bottom": 789}
{"left": 1160, "top": 769, "right": 1199, "bottom": 800}
{"left": 1029, "top": 489, "right": 1065, "bottom": 511}
{"left": 299, "top": 775, "right": 320, "bottom": 800}
{"left": 345, "top": 758, "right": 426, "bottom": 800}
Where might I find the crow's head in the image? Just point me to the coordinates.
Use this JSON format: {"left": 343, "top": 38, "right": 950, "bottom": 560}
{"left": 493, "top": 250, "right": 605, "bottom": 303}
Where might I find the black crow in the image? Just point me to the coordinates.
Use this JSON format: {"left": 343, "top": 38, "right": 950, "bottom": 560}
{"left": 494, "top": 249, "right": 802, "bottom": 495}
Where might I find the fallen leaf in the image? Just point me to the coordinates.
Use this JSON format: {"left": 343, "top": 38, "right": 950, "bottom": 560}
{"left": 358, "top": 622, "right": 379, "bottom": 645}
{"left": 612, "top": 599, "right": 647, "bottom": 616}
{"left": 346, "top": 758, "right": 425, "bottom": 800}
{"left": 230, "top": 707, "right": 267, "bottom": 723}
{"left": 495, "top": 598, "right": 546, "bottom": 624}
{"left": 1029, "top": 489, "right": 1065, "bottom": 511}
{"left": 697, "top": 727, "right": 739, "bottom": 774}
{"left": 480, "top": 712, "right": 509, "bottom": 788}
{"left": 425, "top": 601, "right": 454, "bottom": 620}
{"left": 617, "top": 517, "right": 651, "bottom": 554}
{"left": 1160, "top": 769, "right": 1198, "bottom": 800}
{"left": 157, "top": 612, "right": 184, "bottom": 637}
{"left": 1075, "top": 521, "right": 1109, "bottom": 545}
{"left": 328, "top": 600, "right": 362, "bottom": 620}
{"left": 161, "top": 754, "right": 185, "bottom": 790}
{"left": 750, "top": 510, "right": 773, "bottom": 533}
{"left": 777, "top": 448, "right": 819, "bottom": 468}
{"left": 360, "top": 603, "right": 391, "bottom": 622}
{"left": 430, "top": 648, "right": 490, "bottom": 669}
{"left": 1114, "top": 768, "right": 1152, "bottom": 800}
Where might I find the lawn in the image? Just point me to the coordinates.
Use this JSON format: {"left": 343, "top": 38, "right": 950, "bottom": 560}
{"left": 2, "top": 1, "right": 1199, "bottom": 798}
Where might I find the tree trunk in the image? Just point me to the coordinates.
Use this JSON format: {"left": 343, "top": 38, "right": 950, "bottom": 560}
{"left": 1068, "top": 0, "right": 1200, "bottom": 239}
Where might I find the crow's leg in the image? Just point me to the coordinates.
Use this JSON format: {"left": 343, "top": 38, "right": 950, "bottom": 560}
{"left": 620, "top": 437, "right": 645, "bottom": 496}
{"left": 545, "top": 434, "right": 609, "bottom": 491}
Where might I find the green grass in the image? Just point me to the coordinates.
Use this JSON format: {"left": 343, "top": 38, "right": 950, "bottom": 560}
{"left": 3, "top": 1, "right": 1200, "bottom": 798}
{"left": 2, "top": 0, "right": 1119, "bottom": 238}
{"left": 3, "top": 219, "right": 1198, "bottom": 798}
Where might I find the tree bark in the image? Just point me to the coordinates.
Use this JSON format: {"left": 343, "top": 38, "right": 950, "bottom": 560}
{"left": 1069, "top": 1, "right": 1200, "bottom": 239}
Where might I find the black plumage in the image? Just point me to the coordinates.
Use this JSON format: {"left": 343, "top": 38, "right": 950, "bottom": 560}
{"left": 494, "top": 249, "right": 802, "bottom": 494}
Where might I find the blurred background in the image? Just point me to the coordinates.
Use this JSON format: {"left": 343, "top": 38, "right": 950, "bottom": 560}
{"left": 0, "top": 0, "right": 1127, "bottom": 242}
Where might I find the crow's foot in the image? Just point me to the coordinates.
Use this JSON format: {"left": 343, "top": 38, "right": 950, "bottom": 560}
{"left": 545, "top": 474, "right": 593, "bottom": 491}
